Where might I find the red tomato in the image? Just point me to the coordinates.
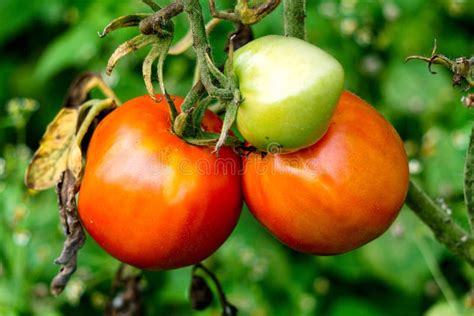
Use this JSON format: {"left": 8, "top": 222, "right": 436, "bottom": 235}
{"left": 242, "top": 91, "right": 409, "bottom": 254}
{"left": 78, "top": 95, "right": 242, "bottom": 270}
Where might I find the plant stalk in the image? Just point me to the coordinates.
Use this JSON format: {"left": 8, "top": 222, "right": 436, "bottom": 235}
{"left": 406, "top": 180, "right": 474, "bottom": 266}
{"left": 283, "top": 0, "right": 306, "bottom": 39}
{"left": 182, "top": 0, "right": 233, "bottom": 100}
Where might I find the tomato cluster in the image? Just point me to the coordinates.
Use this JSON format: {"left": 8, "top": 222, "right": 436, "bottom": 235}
{"left": 78, "top": 36, "right": 409, "bottom": 270}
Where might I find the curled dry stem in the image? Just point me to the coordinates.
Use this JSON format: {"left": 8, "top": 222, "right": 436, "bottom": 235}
{"left": 99, "top": 14, "right": 151, "bottom": 38}
{"left": 106, "top": 34, "right": 158, "bottom": 76}
{"left": 209, "top": 0, "right": 281, "bottom": 25}
{"left": 63, "top": 72, "right": 120, "bottom": 109}
{"left": 406, "top": 40, "right": 474, "bottom": 90}
{"left": 50, "top": 169, "right": 85, "bottom": 296}
{"left": 26, "top": 73, "right": 118, "bottom": 295}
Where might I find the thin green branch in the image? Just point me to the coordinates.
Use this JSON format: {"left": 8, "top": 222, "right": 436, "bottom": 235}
{"left": 209, "top": 0, "right": 239, "bottom": 22}
{"left": 405, "top": 180, "right": 474, "bottom": 266}
{"left": 283, "top": 0, "right": 306, "bottom": 39}
{"left": 182, "top": 80, "right": 205, "bottom": 112}
{"left": 182, "top": 0, "right": 233, "bottom": 99}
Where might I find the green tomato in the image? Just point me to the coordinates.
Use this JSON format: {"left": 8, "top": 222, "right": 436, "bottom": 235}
{"left": 233, "top": 35, "right": 344, "bottom": 153}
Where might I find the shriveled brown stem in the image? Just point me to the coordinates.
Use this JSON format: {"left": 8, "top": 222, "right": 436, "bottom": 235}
{"left": 50, "top": 169, "right": 86, "bottom": 296}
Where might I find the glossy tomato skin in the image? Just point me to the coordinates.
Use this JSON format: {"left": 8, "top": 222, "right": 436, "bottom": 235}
{"left": 242, "top": 91, "right": 409, "bottom": 254}
{"left": 234, "top": 35, "right": 344, "bottom": 153}
{"left": 78, "top": 95, "right": 242, "bottom": 270}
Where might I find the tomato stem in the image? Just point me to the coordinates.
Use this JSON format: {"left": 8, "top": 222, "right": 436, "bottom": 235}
{"left": 406, "top": 180, "right": 474, "bottom": 266}
{"left": 139, "top": 1, "right": 184, "bottom": 35}
{"left": 182, "top": 0, "right": 225, "bottom": 97}
{"left": 283, "top": 0, "right": 306, "bottom": 40}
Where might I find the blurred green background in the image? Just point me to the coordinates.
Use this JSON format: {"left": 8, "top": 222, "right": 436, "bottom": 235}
{"left": 1, "top": 0, "right": 474, "bottom": 315}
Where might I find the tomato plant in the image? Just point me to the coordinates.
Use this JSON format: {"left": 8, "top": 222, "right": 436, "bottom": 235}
{"left": 242, "top": 91, "right": 409, "bottom": 254}
{"left": 17, "top": 0, "right": 474, "bottom": 314}
{"left": 234, "top": 35, "right": 344, "bottom": 153}
{"left": 78, "top": 95, "right": 243, "bottom": 270}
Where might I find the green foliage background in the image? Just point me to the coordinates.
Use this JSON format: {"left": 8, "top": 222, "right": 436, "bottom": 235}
{"left": 1, "top": 0, "right": 474, "bottom": 315}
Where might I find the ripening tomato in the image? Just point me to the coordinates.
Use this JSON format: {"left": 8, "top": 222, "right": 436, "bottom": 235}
{"left": 234, "top": 35, "right": 344, "bottom": 153}
{"left": 78, "top": 95, "right": 242, "bottom": 270}
{"left": 242, "top": 91, "right": 409, "bottom": 254}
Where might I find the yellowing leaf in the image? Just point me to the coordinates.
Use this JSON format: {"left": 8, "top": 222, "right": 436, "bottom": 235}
{"left": 67, "top": 142, "right": 83, "bottom": 181}
{"left": 25, "top": 108, "right": 78, "bottom": 190}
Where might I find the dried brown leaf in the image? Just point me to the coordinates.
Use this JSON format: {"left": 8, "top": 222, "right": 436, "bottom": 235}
{"left": 25, "top": 108, "right": 78, "bottom": 190}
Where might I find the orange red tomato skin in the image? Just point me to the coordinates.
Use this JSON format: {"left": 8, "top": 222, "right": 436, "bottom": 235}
{"left": 78, "top": 95, "right": 243, "bottom": 270}
{"left": 242, "top": 91, "right": 409, "bottom": 254}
